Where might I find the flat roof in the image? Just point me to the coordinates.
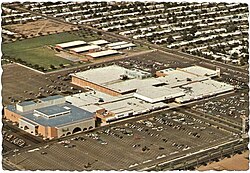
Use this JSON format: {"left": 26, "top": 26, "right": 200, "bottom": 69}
{"left": 65, "top": 90, "right": 118, "bottom": 107}
{"left": 89, "top": 39, "right": 109, "bottom": 45}
{"left": 17, "top": 95, "right": 64, "bottom": 107}
{"left": 155, "top": 69, "right": 205, "bottom": 87}
{"left": 175, "top": 79, "right": 234, "bottom": 103}
{"left": 100, "top": 97, "right": 168, "bottom": 116}
{"left": 72, "top": 65, "right": 127, "bottom": 86}
{"left": 71, "top": 65, "right": 227, "bottom": 97}
{"left": 86, "top": 49, "right": 119, "bottom": 58}
{"left": 35, "top": 105, "right": 69, "bottom": 117}
{"left": 18, "top": 101, "right": 35, "bottom": 106}
{"left": 72, "top": 66, "right": 207, "bottom": 94}
{"left": 7, "top": 104, "right": 93, "bottom": 127}
{"left": 111, "top": 43, "right": 136, "bottom": 50}
{"left": 180, "top": 66, "right": 217, "bottom": 77}
{"left": 20, "top": 118, "right": 38, "bottom": 126}
{"left": 70, "top": 45, "right": 100, "bottom": 53}
{"left": 106, "top": 41, "right": 128, "bottom": 47}
{"left": 106, "top": 77, "right": 162, "bottom": 93}
{"left": 134, "top": 86, "right": 185, "bottom": 102}
{"left": 157, "top": 68, "right": 175, "bottom": 74}
{"left": 56, "top": 40, "right": 87, "bottom": 48}
{"left": 39, "top": 95, "right": 64, "bottom": 102}
{"left": 79, "top": 104, "right": 102, "bottom": 113}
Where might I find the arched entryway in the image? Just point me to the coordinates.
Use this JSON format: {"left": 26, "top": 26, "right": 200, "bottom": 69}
{"left": 83, "top": 128, "right": 87, "bottom": 131}
{"left": 24, "top": 126, "right": 29, "bottom": 130}
{"left": 72, "top": 127, "right": 82, "bottom": 134}
{"left": 88, "top": 126, "right": 93, "bottom": 130}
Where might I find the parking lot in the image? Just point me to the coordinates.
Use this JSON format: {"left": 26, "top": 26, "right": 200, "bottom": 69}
{"left": 192, "top": 91, "right": 249, "bottom": 124}
{"left": 116, "top": 50, "right": 194, "bottom": 73}
{"left": 3, "top": 130, "right": 26, "bottom": 153}
{"left": 5, "top": 109, "right": 236, "bottom": 170}
{"left": 2, "top": 63, "right": 84, "bottom": 105}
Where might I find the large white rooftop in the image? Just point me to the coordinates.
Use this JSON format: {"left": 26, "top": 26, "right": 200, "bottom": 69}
{"left": 111, "top": 43, "right": 136, "bottom": 50}
{"left": 71, "top": 65, "right": 127, "bottom": 85}
{"left": 79, "top": 104, "right": 102, "bottom": 113}
{"left": 86, "top": 50, "right": 120, "bottom": 58}
{"left": 134, "top": 86, "right": 185, "bottom": 103}
{"left": 65, "top": 89, "right": 133, "bottom": 107}
{"left": 155, "top": 69, "right": 209, "bottom": 88}
{"left": 71, "top": 65, "right": 216, "bottom": 94}
{"left": 70, "top": 45, "right": 100, "bottom": 53}
{"left": 99, "top": 97, "right": 168, "bottom": 119}
{"left": 106, "top": 77, "right": 161, "bottom": 93}
{"left": 106, "top": 41, "right": 128, "bottom": 47}
{"left": 180, "top": 66, "right": 218, "bottom": 77}
{"left": 56, "top": 40, "right": 87, "bottom": 49}
{"left": 89, "top": 39, "right": 109, "bottom": 45}
{"left": 71, "top": 65, "right": 234, "bottom": 107}
{"left": 175, "top": 79, "right": 234, "bottom": 103}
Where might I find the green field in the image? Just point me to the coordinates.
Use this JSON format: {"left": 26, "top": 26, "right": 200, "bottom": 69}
{"left": 2, "top": 31, "right": 98, "bottom": 70}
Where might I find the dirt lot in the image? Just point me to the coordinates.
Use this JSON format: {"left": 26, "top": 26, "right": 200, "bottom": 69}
{"left": 197, "top": 150, "right": 249, "bottom": 171}
{"left": 4, "top": 19, "right": 77, "bottom": 37}
{"left": 1, "top": 63, "right": 84, "bottom": 105}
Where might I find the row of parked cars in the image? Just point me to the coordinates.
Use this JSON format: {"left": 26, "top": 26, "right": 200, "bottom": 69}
{"left": 3, "top": 130, "right": 26, "bottom": 147}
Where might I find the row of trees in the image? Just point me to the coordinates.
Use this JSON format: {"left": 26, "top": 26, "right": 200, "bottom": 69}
{"left": 6, "top": 57, "right": 47, "bottom": 72}
{"left": 2, "top": 55, "right": 69, "bottom": 72}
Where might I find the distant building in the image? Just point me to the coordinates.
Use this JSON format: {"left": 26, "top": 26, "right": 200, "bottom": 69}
{"left": 55, "top": 40, "right": 87, "bottom": 50}
{"left": 110, "top": 43, "right": 136, "bottom": 50}
{"left": 69, "top": 45, "right": 101, "bottom": 54}
{"left": 89, "top": 39, "right": 109, "bottom": 46}
{"left": 85, "top": 50, "right": 120, "bottom": 59}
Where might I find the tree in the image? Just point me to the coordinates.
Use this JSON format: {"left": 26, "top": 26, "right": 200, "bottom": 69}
{"left": 231, "top": 52, "right": 238, "bottom": 60}
{"left": 239, "top": 58, "right": 246, "bottom": 66}
{"left": 167, "top": 35, "right": 175, "bottom": 44}
{"left": 50, "top": 64, "right": 56, "bottom": 69}
{"left": 190, "top": 24, "right": 198, "bottom": 36}
{"left": 97, "top": 31, "right": 102, "bottom": 35}
{"left": 33, "top": 64, "right": 40, "bottom": 69}
{"left": 226, "top": 24, "right": 237, "bottom": 32}
{"left": 181, "top": 30, "right": 188, "bottom": 40}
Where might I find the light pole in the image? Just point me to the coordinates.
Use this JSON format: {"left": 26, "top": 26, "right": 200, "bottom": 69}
{"left": 208, "top": 152, "right": 212, "bottom": 163}
{"left": 183, "top": 161, "right": 186, "bottom": 170}
{"left": 240, "top": 115, "right": 248, "bottom": 139}
{"left": 220, "top": 147, "right": 223, "bottom": 160}
{"left": 196, "top": 156, "right": 199, "bottom": 167}
{"left": 231, "top": 144, "right": 235, "bottom": 156}
{"left": 14, "top": 149, "right": 19, "bottom": 165}
{"left": 170, "top": 162, "right": 173, "bottom": 170}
